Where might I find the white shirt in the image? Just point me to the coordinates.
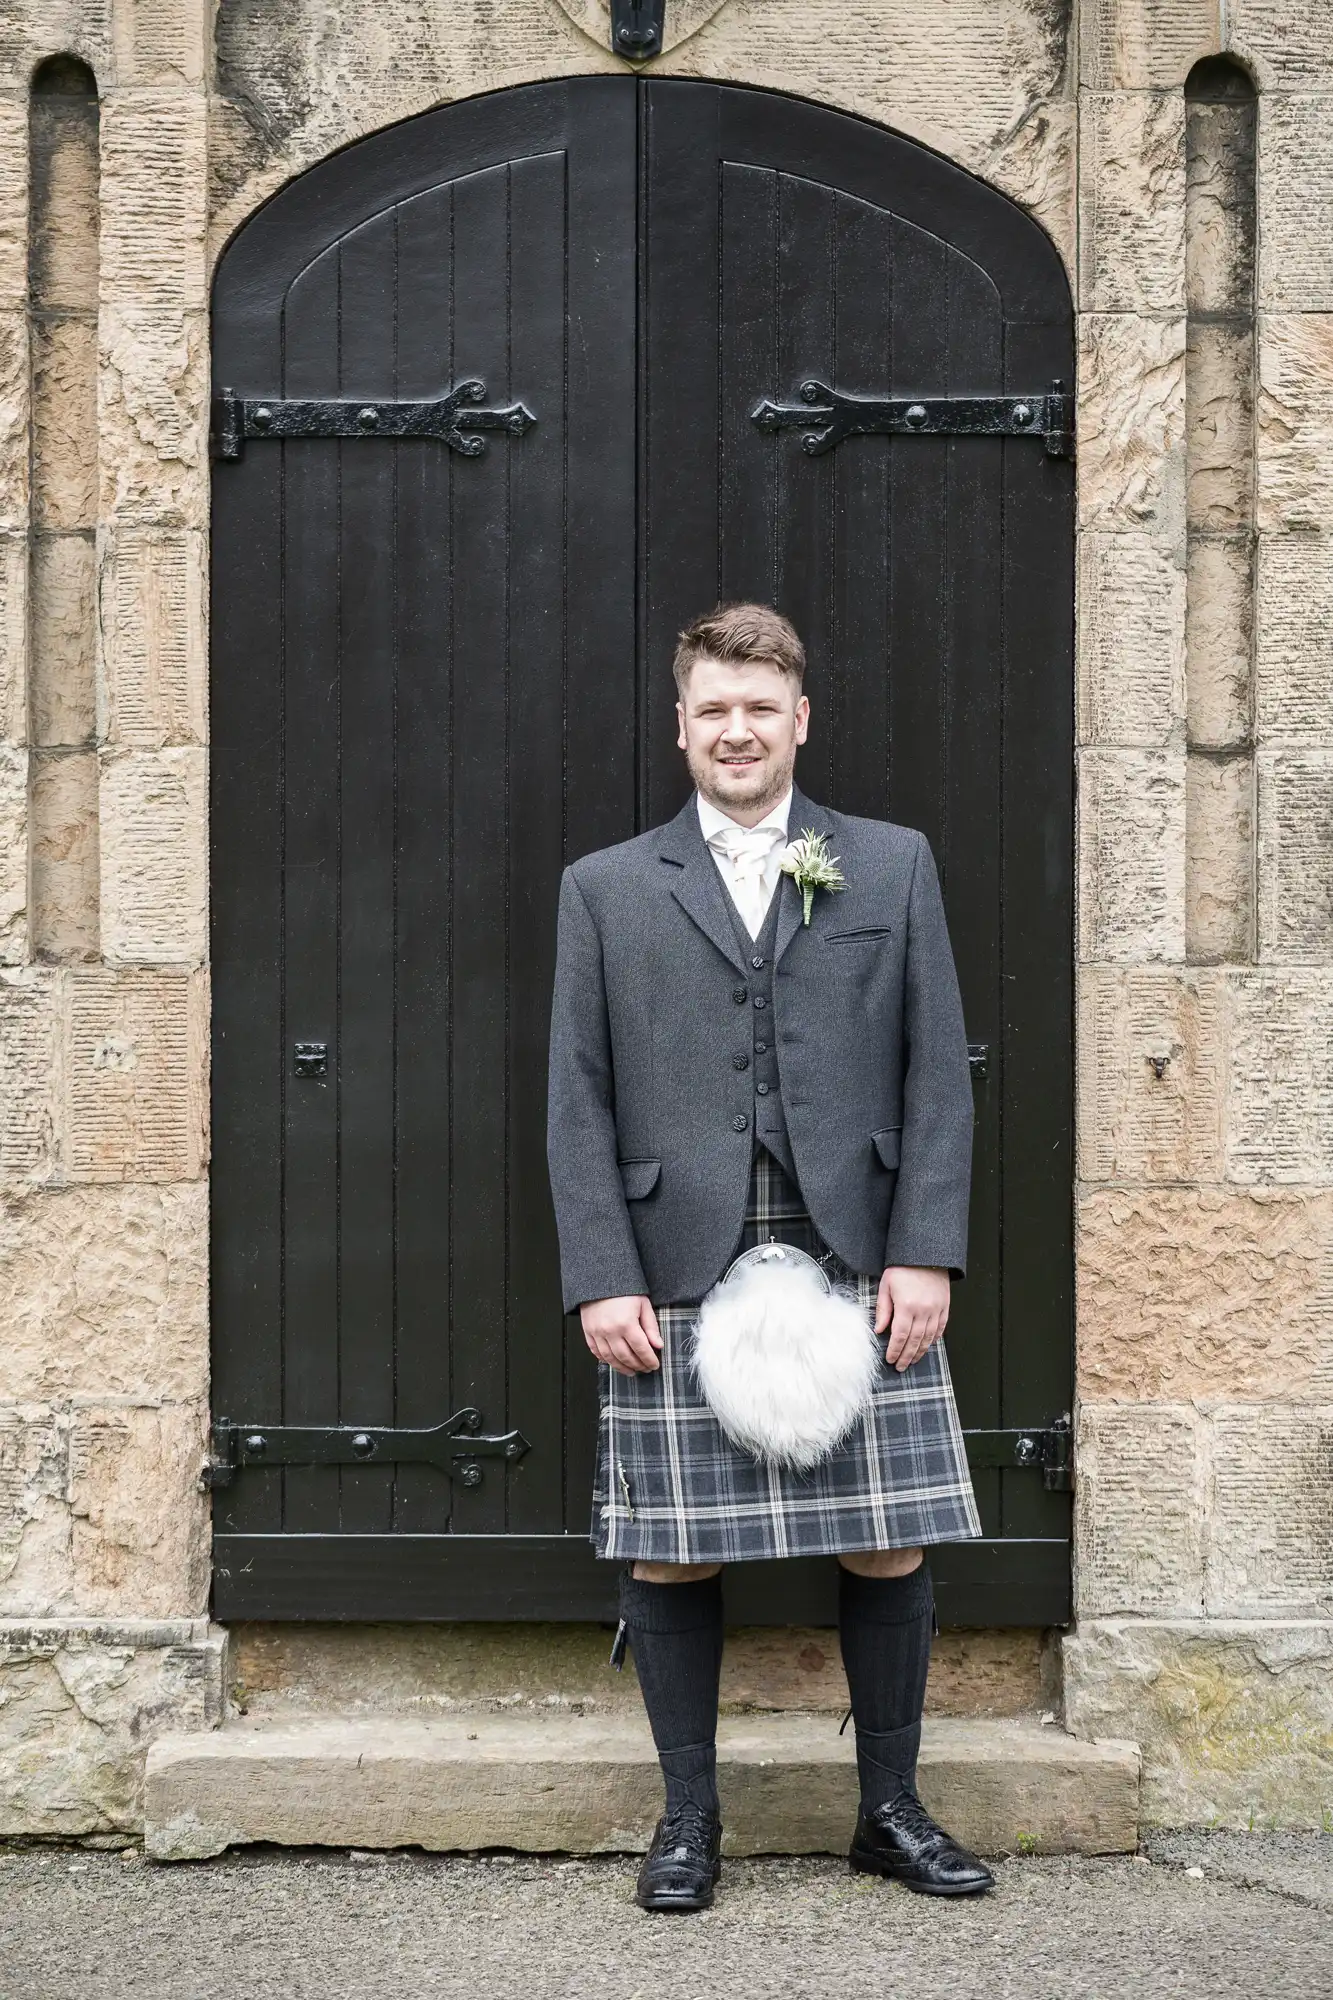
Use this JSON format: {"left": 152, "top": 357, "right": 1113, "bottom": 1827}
{"left": 696, "top": 789, "right": 793, "bottom": 940}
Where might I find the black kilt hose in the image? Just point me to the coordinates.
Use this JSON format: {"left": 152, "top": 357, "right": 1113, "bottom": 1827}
{"left": 592, "top": 1149, "right": 982, "bottom": 1565}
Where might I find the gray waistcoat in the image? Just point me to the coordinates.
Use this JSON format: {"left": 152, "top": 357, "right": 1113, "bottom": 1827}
{"left": 723, "top": 885, "right": 798, "bottom": 1182}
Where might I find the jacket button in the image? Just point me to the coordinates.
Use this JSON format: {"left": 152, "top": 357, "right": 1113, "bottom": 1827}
{"left": 732, "top": 1114, "right": 748, "bottom": 1132}
{"left": 732, "top": 1053, "right": 749, "bottom": 1070}
{"left": 753, "top": 994, "right": 767, "bottom": 1009}
{"left": 756, "top": 1082, "right": 770, "bottom": 1096}
{"left": 732, "top": 986, "right": 748, "bottom": 1005}
{"left": 751, "top": 955, "right": 766, "bottom": 970}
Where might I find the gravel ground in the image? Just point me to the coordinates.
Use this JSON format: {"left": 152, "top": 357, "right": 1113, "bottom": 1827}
{"left": 2, "top": 1839, "right": 1332, "bottom": 2000}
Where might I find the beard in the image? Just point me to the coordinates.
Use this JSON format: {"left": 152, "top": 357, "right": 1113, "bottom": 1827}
{"left": 688, "top": 743, "right": 796, "bottom": 817}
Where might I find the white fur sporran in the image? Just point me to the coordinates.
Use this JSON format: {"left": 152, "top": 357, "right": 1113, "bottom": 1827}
{"left": 690, "top": 1242, "right": 880, "bottom": 1470}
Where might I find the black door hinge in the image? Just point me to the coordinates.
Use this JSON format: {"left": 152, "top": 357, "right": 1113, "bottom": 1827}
{"left": 963, "top": 1416, "right": 1073, "bottom": 1492}
{"left": 967, "top": 1042, "right": 989, "bottom": 1080}
{"left": 753, "top": 378, "right": 1074, "bottom": 460}
{"left": 210, "top": 380, "right": 536, "bottom": 462}
{"left": 202, "top": 1408, "right": 530, "bottom": 1491}
{"left": 610, "top": 0, "right": 665, "bottom": 58}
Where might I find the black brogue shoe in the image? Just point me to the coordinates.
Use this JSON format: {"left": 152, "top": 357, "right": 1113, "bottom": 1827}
{"left": 849, "top": 1791, "right": 995, "bottom": 1896}
{"left": 635, "top": 1801, "right": 723, "bottom": 1912}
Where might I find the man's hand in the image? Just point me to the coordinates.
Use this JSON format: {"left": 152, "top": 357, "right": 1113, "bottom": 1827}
{"left": 875, "top": 1265, "right": 950, "bottom": 1372}
{"left": 581, "top": 1295, "right": 663, "bottom": 1376}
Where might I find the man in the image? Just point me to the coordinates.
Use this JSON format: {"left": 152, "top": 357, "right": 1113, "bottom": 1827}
{"left": 546, "top": 603, "right": 992, "bottom": 1910}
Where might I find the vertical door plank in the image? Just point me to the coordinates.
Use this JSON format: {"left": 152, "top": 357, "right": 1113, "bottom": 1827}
{"left": 334, "top": 211, "right": 400, "bottom": 1533}
{"left": 393, "top": 180, "right": 457, "bottom": 1534}
{"left": 505, "top": 150, "right": 571, "bottom": 1532}
{"left": 936, "top": 254, "right": 1005, "bottom": 1529}
{"left": 447, "top": 162, "right": 515, "bottom": 1535}
{"left": 280, "top": 247, "right": 343, "bottom": 1533}
{"left": 829, "top": 192, "right": 893, "bottom": 821}
{"left": 561, "top": 79, "right": 638, "bottom": 1529}
{"left": 999, "top": 315, "right": 1075, "bottom": 1540}
{"left": 209, "top": 436, "right": 284, "bottom": 1535}
{"left": 719, "top": 163, "right": 779, "bottom": 609}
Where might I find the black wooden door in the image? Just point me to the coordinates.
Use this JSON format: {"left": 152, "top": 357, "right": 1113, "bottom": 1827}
{"left": 210, "top": 78, "right": 1073, "bottom": 1624}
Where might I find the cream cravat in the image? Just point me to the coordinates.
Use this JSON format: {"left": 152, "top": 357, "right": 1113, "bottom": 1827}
{"left": 706, "top": 820, "right": 788, "bottom": 939}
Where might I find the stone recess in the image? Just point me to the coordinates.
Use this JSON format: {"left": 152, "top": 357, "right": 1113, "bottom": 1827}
{"left": 0, "top": 533, "right": 27, "bottom": 741}
{"left": 1078, "top": 749, "right": 1185, "bottom": 963}
{"left": 1186, "top": 535, "right": 1252, "bottom": 748}
{"left": 144, "top": 1714, "right": 1140, "bottom": 1861}
{"left": 1185, "top": 750, "right": 1253, "bottom": 963}
{"left": 1077, "top": 968, "right": 1223, "bottom": 1183}
{"left": 99, "top": 746, "right": 207, "bottom": 964}
{"left": 227, "top": 1620, "right": 1054, "bottom": 1723}
{"left": 0, "top": 1395, "right": 209, "bottom": 1618}
{"left": 1077, "top": 533, "right": 1185, "bottom": 747}
{"left": 1078, "top": 314, "right": 1185, "bottom": 536}
{"left": 1064, "top": 1618, "right": 1333, "bottom": 1828}
{"left": 1077, "top": 1187, "right": 1333, "bottom": 1403}
{"left": 1075, "top": 1403, "right": 1207, "bottom": 1617}
{"left": 0, "top": 1619, "right": 225, "bottom": 1838}
{"left": 1079, "top": 93, "right": 1184, "bottom": 314}
{"left": 0, "top": 1182, "right": 208, "bottom": 1402}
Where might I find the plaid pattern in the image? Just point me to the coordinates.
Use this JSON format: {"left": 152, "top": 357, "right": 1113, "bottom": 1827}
{"left": 592, "top": 1148, "right": 982, "bottom": 1563}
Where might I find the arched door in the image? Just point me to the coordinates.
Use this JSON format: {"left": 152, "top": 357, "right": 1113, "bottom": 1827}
{"left": 209, "top": 78, "right": 1074, "bottom": 1624}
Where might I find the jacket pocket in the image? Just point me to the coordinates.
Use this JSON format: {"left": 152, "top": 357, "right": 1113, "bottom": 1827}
{"left": 826, "top": 926, "right": 893, "bottom": 943}
{"left": 871, "top": 1127, "right": 902, "bottom": 1169}
{"left": 618, "top": 1157, "right": 662, "bottom": 1199}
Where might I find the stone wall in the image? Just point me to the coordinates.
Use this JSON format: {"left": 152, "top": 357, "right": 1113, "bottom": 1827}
{"left": 0, "top": 0, "right": 1329, "bottom": 1836}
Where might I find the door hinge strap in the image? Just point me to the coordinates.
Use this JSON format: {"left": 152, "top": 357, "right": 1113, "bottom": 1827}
{"left": 210, "top": 380, "right": 536, "bottom": 462}
{"left": 610, "top": 0, "right": 664, "bottom": 58}
{"left": 752, "top": 378, "right": 1074, "bottom": 460}
{"left": 963, "top": 1416, "right": 1073, "bottom": 1491}
{"left": 201, "top": 1408, "right": 530, "bottom": 1490}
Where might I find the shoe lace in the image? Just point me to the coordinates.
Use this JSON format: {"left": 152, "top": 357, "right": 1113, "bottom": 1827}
{"left": 880, "top": 1791, "right": 941, "bottom": 1844}
{"left": 658, "top": 1800, "right": 714, "bottom": 1855}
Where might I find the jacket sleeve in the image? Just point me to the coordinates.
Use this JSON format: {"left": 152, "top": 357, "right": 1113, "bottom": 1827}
{"left": 883, "top": 831, "right": 974, "bottom": 1279}
{"left": 546, "top": 865, "right": 650, "bottom": 1312}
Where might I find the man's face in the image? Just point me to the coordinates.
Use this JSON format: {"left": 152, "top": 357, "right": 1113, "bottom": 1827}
{"left": 676, "top": 655, "right": 809, "bottom": 822}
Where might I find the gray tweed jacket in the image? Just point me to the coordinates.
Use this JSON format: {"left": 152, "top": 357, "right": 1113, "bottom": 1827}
{"left": 546, "top": 784, "right": 973, "bottom": 1310}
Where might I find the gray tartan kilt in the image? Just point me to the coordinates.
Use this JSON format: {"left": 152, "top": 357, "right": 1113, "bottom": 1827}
{"left": 591, "top": 1148, "right": 982, "bottom": 1564}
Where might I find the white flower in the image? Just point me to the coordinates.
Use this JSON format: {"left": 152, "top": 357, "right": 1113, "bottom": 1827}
{"left": 778, "top": 828, "right": 847, "bottom": 925}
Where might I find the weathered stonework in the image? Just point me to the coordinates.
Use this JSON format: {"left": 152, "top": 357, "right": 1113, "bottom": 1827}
{"left": 1064, "top": 1619, "right": 1333, "bottom": 1827}
{"left": 0, "top": 0, "right": 1327, "bottom": 1840}
{"left": 0, "top": 1619, "right": 225, "bottom": 1837}
{"left": 1077, "top": 1187, "right": 1333, "bottom": 1403}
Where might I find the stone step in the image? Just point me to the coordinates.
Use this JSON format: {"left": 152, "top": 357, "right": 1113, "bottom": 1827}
{"left": 145, "top": 1713, "right": 1139, "bottom": 1862}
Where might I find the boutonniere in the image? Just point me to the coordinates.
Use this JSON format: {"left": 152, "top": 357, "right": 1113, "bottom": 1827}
{"left": 779, "top": 829, "right": 848, "bottom": 926}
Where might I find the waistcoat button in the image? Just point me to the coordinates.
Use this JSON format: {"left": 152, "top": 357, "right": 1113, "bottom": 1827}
{"left": 756, "top": 1082, "right": 770, "bottom": 1096}
{"left": 753, "top": 995, "right": 767, "bottom": 1009}
{"left": 751, "top": 956, "right": 766, "bottom": 970}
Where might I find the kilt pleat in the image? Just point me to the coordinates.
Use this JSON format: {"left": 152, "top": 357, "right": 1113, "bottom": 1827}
{"left": 591, "top": 1148, "right": 982, "bottom": 1564}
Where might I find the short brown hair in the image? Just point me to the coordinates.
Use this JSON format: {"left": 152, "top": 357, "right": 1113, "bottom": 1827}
{"left": 672, "top": 602, "right": 805, "bottom": 696}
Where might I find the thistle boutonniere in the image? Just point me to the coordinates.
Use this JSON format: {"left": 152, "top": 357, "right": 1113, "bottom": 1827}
{"left": 779, "top": 829, "right": 847, "bottom": 926}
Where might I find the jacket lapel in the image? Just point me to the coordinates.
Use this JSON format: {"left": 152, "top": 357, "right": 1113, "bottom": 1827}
{"left": 657, "top": 795, "right": 749, "bottom": 976}
{"left": 773, "top": 785, "right": 837, "bottom": 965}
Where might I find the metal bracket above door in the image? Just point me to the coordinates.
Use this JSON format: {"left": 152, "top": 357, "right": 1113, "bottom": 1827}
{"left": 202, "top": 1408, "right": 531, "bottom": 1490}
{"left": 610, "top": 0, "right": 665, "bottom": 58}
{"left": 752, "top": 378, "right": 1074, "bottom": 459}
{"left": 210, "top": 380, "right": 536, "bottom": 462}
